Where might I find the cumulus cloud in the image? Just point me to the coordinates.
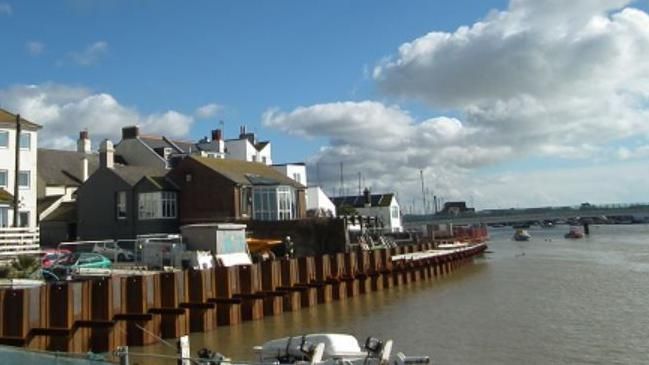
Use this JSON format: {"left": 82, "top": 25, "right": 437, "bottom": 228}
{"left": 0, "top": 83, "right": 194, "bottom": 149}
{"left": 265, "top": 0, "right": 649, "bottom": 209}
{"left": 25, "top": 41, "right": 45, "bottom": 56}
{"left": 67, "top": 41, "right": 109, "bottom": 66}
{"left": 0, "top": 3, "right": 11, "bottom": 15}
{"left": 373, "top": 0, "right": 649, "bottom": 153}
{"left": 194, "top": 103, "right": 223, "bottom": 119}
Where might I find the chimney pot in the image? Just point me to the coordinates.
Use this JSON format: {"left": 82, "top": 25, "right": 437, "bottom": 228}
{"left": 77, "top": 130, "right": 91, "bottom": 154}
{"left": 211, "top": 129, "right": 222, "bottom": 141}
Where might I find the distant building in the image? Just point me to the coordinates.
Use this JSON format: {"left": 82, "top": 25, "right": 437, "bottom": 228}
{"left": 76, "top": 140, "right": 179, "bottom": 240}
{"left": 439, "top": 201, "right": 475, "bottom": 216}
{"left": 224, "top": 126, "right": 272, "bottom": 165}
{"left": 167, "top": 156, "right": 305, "bottom": 224}
{"left": 0, "top": 109, "right": 41, "bottom": 228}
{"left": 332, "top": 189, "right": 402, "bottom": 232}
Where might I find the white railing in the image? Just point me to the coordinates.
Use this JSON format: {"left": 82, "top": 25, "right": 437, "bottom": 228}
{"left": 0, "top": 227, "right": 41, "bottom": 259}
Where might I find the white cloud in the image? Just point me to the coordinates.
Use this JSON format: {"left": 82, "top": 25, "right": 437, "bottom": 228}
{"left": 0, "top": 3, "right": 11, "bottom": 15}
{"left": 373, "top": 0, "right": 649, "bottom": 156}
{"left": 25, "top": 41, "right": 45, "bottom": 56}
{"left": 0, "top": 83, "right": 194, "bottom": 150}
{"left": 265, "top": 0, "right": 649, "bottom": 208}
{"left": 194, "top": 103, "right": 222, "bottom": 119}
{"left": 68, "top": 41, "right": 108, "bottom": 66}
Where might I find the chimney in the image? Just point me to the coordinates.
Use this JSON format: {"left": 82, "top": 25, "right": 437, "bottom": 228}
{"left": 122, "top": 126, "right": 140, "bottom": 140}
{"left": 81, "top": 156, "right": 89, "bottom": 182}
{"left": 211, "top": 129, "right": 222, "bottom": 141}
{"left": 99, "top": 139, "right": 114, "bottom": 169}
{"left": 363, "top": 188, "right": 371, "bottom": 207}
{"left": 77, "top": 130, "right": 91, "bottom": 154}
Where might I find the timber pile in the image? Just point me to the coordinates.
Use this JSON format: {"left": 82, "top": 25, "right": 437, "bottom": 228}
{"left": 0, "top": 243, "right": 487, "bottom": 353}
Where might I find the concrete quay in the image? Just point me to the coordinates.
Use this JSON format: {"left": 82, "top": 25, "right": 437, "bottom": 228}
{"left": 0, "top": 242, "right": 487, "bottom": 354}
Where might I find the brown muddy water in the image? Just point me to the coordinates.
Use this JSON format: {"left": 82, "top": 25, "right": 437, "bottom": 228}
{"left": 130, "top": 224, "right": 649, "bottom": 365}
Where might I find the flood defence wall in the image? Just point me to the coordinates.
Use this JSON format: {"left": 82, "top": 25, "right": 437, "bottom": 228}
{"left": 0, "top": 243, "right": 486, "bottom": 353}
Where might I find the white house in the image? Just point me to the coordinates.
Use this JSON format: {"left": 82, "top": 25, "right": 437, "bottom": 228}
{"left": 272, "top": 163, "right": 307, "bottom": 187}
{"left": 306, "top": 186, "right": 336, "bottom": 217}
{"left": 0, "top": 109, "right": 41, "bottom": 229}
{"left": 224, "top": 126, "right": 272, "bottom": 165}
{"left": 332, "top": 190, "right": 402, "bottom": 232}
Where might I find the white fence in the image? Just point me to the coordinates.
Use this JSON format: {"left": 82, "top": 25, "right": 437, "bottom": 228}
{"left": 0, "top": 227, "right": 40, "bottom": 262}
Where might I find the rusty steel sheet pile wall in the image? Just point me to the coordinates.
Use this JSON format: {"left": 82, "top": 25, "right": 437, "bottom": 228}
{"left": 0, "top": 243, "right": 487, "bottom": 353}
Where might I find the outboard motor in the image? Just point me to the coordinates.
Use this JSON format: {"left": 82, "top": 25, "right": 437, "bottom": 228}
{"left": 197, "top": 348, "right": 228, "bottom": 365}
{"left": 364, "top": 337, "right": 384, "bottom": 357}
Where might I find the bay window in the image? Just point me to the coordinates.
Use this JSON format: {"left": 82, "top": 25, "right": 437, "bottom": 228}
{"left": 138, "top": 191, "right": 177, "bottom": 220}
{"left": 252, "top": 186, "right": 296, "bottom": 221}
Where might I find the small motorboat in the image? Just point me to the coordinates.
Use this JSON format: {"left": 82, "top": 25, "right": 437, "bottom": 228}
{"left": 564, "top": 227, "right": 584, "bottom": 239}
{"left": 254, "top": 333, "right": 430, "bottom": 365}
{"left": 513, "top": 229, "right": 531, "bottom": 241}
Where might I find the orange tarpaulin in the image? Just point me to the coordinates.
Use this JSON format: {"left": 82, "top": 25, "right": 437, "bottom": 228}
{"left": 246, "top": 238, "right": 283, "bottom": 253}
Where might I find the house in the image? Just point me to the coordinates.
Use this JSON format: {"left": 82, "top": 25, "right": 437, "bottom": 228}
{"left": 115, "top": 126, "right": 195, "bottom": 169}
{"left": 37, "top": 131, "right": 100, "bottom": 245}
{"left": 306, "top": 186, "right": 336, "bottom": 217}
{"left": 272, "top": 163, "right": 307, "bottom": 186}
{"left": 76, "top": 140, "right": 179, "bottom": 240}
{"left": 224, "top": 126, "right": 272, "bottom": 165}
{"left": 332, "top": 189, "right": 402, "bottom": 232}
{"left": 0, "top": 109, "right": 41, "bottom": 228}
{"left": 439, "top": 201, "right": 475, "bottom": 216}
{"left": 167, "top": 156, "right": 305, "bottom": 224}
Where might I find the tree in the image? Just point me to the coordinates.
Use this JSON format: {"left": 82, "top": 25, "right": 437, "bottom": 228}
{"left": 8, "top": 255, "right": 40, "bottom": 279}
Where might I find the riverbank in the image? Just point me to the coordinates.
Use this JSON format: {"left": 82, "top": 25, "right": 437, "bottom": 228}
{"left": 0, "top": 242, "right": 486, "bottom": 356}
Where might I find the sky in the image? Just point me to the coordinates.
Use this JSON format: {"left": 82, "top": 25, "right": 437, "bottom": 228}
{"left": 1, "top": 0, "right": 649, "bottom": 211}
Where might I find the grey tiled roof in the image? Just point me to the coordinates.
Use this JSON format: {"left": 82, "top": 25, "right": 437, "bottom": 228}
{"left": 192, "top": 156, "right": 304, "bottom": 188}
{"left": 111, "top": 165, "right": 169, "bottom": 186}
{"left": 139, "top": 136, "right": 195, "bottom": 154}
{"left": 38, "top": 149, "right": 100, "bottom": 186}
{"left": 41, "top": 201, "right": 76, "bottom": 222}
{"left": 37, "top": 195, "right": 64, "bottom": 215}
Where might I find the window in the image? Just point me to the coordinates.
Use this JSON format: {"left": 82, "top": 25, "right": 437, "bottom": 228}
{"left": 0, "top": 207, "right": 8, "bottom": 228}
{"left": 293, "top": 173, "right": 301, "bottom": 184}
{"left": 0, "top": 170, "right": 6, "bottom": 187}
{"left": 18, "top": 212, "right": 29, "bottom": 228}
{"left": 0, "top": 131, "right": 8, "bottom": 148}
{"left": 18, "top": 171, "right": 30, "bottom": 188}
{"left": 391, "top": 206, "right": 400, "bottom": 219}
{"left": 19, "top": 133, "right": 31, "bottom": 149}
{"left": 240, "top": 188, "right": 251, "bottom": 216}
{"left": 138, "top": 191, "right": 177, "bottom": 220}
{"left": 116, "top": 191, "right": 127, "bottom": 219}
{"left": 252, "top": 186, "right": 295, "bottom": 221}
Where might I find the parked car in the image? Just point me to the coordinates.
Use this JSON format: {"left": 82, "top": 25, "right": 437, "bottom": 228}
{"left": 92, "top": 241, "right": 135, "bottom": 262}
{"left": 58, "top": 240, "right": 134, "bottom": 262}
{"left": 50, "top": 253, "right": 112, "bottom": 277}
{"left": 41, "top": 249, "right": 71, "bottom": 269}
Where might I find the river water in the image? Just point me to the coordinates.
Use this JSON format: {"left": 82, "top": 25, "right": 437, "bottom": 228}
{"left": 132, "top": 224, "right": 649, "bottom": 365}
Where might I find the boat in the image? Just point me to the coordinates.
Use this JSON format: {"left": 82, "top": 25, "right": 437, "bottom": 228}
{"left": 513, "top": 229, "right": 531, "bottom": 241}
{"left": 254, "top": 333, "right": 429, "bottom": 365}
{"left": 564, "top": 227, "right": 584, "bottom": 239}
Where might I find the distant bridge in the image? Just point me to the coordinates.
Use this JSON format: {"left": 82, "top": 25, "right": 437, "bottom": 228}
{"left": 403, "top": 203, "right": 649, "bottom": 227}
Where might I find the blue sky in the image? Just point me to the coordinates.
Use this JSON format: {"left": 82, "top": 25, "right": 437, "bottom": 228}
{"left": 2, "top": 0, "right": 649, "bottom": 209}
